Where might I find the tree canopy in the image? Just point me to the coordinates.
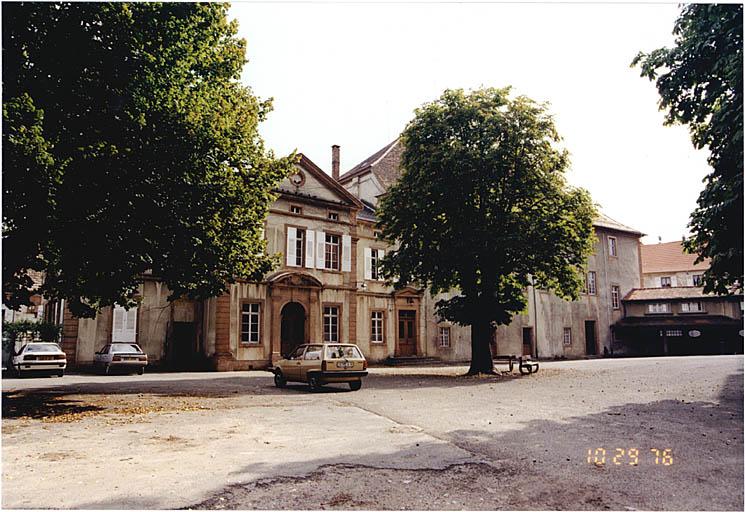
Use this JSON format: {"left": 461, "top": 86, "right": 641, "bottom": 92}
{"left": 2, "top": 2, "right": 294, "bottom": 317}
{"left": 632, "top": 4, "right": 743, "bottom": 294}
{"left": 378, "top": 88, "right": 596, "bottom": 374}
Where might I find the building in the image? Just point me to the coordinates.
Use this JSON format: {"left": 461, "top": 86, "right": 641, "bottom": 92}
{"left": 640, "top": 240, "right": 708, "bottom": 287}
{"left": 613, "top": 241, "right": 744, "bottom": 355}
{"left": 52, "top": 140, "right": 646, "bottom": 369}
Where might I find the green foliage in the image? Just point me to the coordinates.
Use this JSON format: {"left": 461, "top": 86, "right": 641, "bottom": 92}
{"left": 632, "top": 4, "right": 743, "bottom": 294}
{"left": 2, "top": 321, "right": 63, "bottom": 352}
{"left": 378, "top": 88, "right": 596, "bottom": 372}
{"left": 2, "top": 2, "right": 294, "bottom": 317}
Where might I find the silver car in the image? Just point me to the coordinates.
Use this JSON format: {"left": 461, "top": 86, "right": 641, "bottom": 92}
{"left": 12, "top": 342, "right": 67, "bottom": 377}
{"left": 94, "top": 343, "right": 148, "bottom": 375}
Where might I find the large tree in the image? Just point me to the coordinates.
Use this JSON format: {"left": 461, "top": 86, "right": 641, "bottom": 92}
{"left": 632, "top": 4, "right": 743, "bottom": 295}
{"left": 378, "top": 88, "right": 596, "bottom": 374}
{"left": 2, "top": 2, "right": 294, "bottom": 317}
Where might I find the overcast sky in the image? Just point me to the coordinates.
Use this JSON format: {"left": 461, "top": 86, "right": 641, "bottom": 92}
{"left": 230, "top": 1, "right": 712, "bottom": 245}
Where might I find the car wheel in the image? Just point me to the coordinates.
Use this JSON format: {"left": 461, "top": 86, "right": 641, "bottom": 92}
{"left": 138, "top": 366, "right": 145, "bottom": 375}
{"left": 307, "top": 374, "right": 322, "bottom": 392}
{"left": 348, "top": 380, "right": 362, "bottom": 391}
{"left": 274, "top": 371, "right": 287, "bottom": 388}
{"left": 57, "top": 371, "right": 64, "bottom": 377}
{"left": 104, "top": 364, "right": 111, "bottom": 376}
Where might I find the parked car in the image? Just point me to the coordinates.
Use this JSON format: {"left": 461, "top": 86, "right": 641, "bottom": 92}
{"left": 272, "top": 343, "right": 368, "bottom": 391}
{"left": 11, "top": 342, "right": 67, "bottom": 377}
{"left": 94, "top": 343, "right": 148, "bottom": 375}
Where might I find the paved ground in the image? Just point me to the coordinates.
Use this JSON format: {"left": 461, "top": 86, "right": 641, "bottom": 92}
{"left": 2, "top": 356, "right": 742, "bottom": 510}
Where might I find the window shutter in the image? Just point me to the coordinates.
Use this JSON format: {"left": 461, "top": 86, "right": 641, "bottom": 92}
{"left": 377, "top": 249, "right": 385, "bottom": 281}
{"left": 671, "top": 276, "right": 678, "bottom": 287}
{"left": 305, "top": 230, "right": 315, "bottom": 268}
{"left": 286, "top": 227, "right": 297, "bottom": 267}
{"left": 342, "top": 235, "right": 352, "bottom": 272}
{"left": 316, "top": 231, "right": 325, "bottom": 269}
{"left": 124, "top": 307, "right": 137, "bottom": 343}
{"left": 364, "top": 247, "right": 372, "bottom": 280}
{"left": 112, "top": 306, "right": 124, "bottom": 341}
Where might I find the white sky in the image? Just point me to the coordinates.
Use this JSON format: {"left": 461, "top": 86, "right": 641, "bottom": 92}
{"left": 230, "top": 1, "right": 712, "bottom": 245}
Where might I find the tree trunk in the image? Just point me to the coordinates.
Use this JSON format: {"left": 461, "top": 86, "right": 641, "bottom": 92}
{"left": 467, "top": 318, "right": 495, "bottom": 375}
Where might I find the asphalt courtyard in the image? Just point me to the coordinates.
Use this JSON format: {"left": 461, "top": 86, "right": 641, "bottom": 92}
{"left": 1, "top": 355, "right": 742, "bottom": 510}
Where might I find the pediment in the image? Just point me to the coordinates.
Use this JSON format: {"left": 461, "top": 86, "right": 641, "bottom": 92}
{"left": 276, "top": 155, "right": 363, "bottom": 209}
{"left": 268, "top": 271, "right": 323, "bottom": 289}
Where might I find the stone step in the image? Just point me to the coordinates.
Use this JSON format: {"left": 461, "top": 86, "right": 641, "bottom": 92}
{"left": 383, "top": 356, "right": 442, "bottom": 366}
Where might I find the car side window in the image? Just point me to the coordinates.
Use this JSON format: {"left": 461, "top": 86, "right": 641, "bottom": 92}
{"left": 289, "top": 346, "right": 305, "bottom": 360}
{"left": 304, "top": 346, "right": 322, "bottom": 360}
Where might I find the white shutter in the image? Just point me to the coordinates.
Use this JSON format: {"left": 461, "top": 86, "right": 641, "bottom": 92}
{"left": 316, "top": 231, "right": 326, "bottom": 269}
{"left": 377, "top": 249, "right": 385, "bottom": 281}
{"left": 112, "top": 306, "right": 124, "bottom": 341}
{"left": 342, "top": 235, "right": 352, "bottom": 272}
{"left": 305, "top": 230, "right": 315, "bottom": 268}
{"left": 112, "top": 306, "right": 137, "bottom": 343}
{"left": 364, "top": 247, "right": 372, "bottom": 280}
{"left": 671, "top": 276, "right": 678, "bottom": 287}
{"left": 286, "top": 227, "right": 297, "bottom": 267}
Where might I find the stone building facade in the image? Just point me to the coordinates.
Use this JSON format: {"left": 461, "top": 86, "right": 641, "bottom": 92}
{"left": 53, "top": 141, "right": 645, "bottom": 369}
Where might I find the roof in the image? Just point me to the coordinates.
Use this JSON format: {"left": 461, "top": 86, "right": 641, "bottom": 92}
{"left": 338, "top": 139, "right": 401, "bottom": 186}
{"left": 356, "top": 199, "right": 378, "bottom": 223}
{"left": 339, "top": 140, "right": 643, "bottom": 236}
{"left": 593, "top": 212, "right": 645, "bottom": 236}
{"left": 641, "top": 241, "right": 710, "bottom": 274}
{"left": 615, "top": 315, "right": 741, "bottom": 328}
{"left": 623, "top": 287, "right": 738, "bottom": 301}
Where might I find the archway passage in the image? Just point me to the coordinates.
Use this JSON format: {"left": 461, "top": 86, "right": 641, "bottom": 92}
{"left": 281, "top": 302, "right": 306, "bottom": 356}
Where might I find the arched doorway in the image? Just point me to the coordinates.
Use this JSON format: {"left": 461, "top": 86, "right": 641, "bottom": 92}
{"left": 281, "top": 302, "right": 306, "bottom": 356}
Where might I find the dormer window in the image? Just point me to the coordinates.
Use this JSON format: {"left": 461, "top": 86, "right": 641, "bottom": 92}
{"left": 328, "top": 211, "right": 339, "bottom": 221}
{"left": 290, "top": 205, "right": 302, "bottom": 215}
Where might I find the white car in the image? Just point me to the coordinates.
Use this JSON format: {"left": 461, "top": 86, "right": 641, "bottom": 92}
{"left": 94, "top": 343, "right": 148, "bottom": 375}
{"left": 12, "top": 342, "right": 67, "bottom": 377}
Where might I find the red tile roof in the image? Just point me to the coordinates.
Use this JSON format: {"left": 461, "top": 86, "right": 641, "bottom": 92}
{"left": 641, "top": 241, "right": 709, "bottom": 274}
{"left": 623, "top": 286, "right": 724, "bottom": 301}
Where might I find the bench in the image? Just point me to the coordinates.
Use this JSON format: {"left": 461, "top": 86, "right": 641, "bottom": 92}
{"left": 493, "top": 354, "right": 539, "bottom": 375}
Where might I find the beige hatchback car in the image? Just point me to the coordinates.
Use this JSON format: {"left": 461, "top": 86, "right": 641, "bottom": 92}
{"left": 273, "top": 343, "right": 368, "bottom": 391}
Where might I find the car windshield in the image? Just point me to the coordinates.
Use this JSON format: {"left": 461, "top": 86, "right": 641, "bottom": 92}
{"left": 325, "top": 345, "right": 363, "bottom": 359}
{"left": 111, "top": 343, "right": 143, "bottom": 354}
{"left": 24, "top": 343, "right": 61, "bottom": 353}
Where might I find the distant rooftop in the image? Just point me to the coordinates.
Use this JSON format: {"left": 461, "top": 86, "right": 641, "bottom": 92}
{"left": 623, "top": 287, "right": 736, "bottom": 301}
{"left": 641, "top": 241, "right": 709, "bottom": 274}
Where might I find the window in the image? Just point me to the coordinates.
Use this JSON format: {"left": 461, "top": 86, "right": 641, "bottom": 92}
{"left": 692, "top": 274, "right": 703, "bottom": 287}
{"left": 439, "top": 326, "right": 451, "bottom": 348}
{"left": 323, "top": 306, "right": 339, "bottom": 342}
{"left": 681, "top": 301, "right": 704, "bottom": 313}
{"left": 608, "top": 236, "right": 617, "bottom": 257}
{"left": 290, "top": 205, "right": 302, "bottom": 215}
{"left": 328, "top": 211, "right": 339, "bottom": 221}
{"left": 563, "top": 327, "right": 572, "bottom": 346}
{"left": 303, "top": 345, "right": 323, "bottom": 360}
{"left": 240, "top": 303, "right": 260, "bottom": 344}
{"left": 324, "top": 234, "right": 340, "bottom": 270}
{"left": 586, "top": 271, "right": 597, "bottom": 295}
{"left": 647, "top": 303, "right": 670, "bottom": 314}
{"left": 370, "top": 311, "right": 384, "bottom": 343}
{"left": 373, "top": 231, "right": 382, "bottom": 239}
{"left": 611, "top": 285, "right": 620, "bottom": 310}
{"left": 660, "top": 276, "right": 672, "bottom": 288}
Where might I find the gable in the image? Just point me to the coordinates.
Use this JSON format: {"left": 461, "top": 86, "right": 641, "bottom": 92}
{"left": 276, "top": 154, "right": 362, "bottom": 209}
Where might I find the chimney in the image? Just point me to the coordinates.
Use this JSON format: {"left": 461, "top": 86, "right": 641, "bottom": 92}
{"left": 332, "top": 145, "right": 340, "bottom": 181}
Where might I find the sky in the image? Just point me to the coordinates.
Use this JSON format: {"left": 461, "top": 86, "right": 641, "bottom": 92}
{"left": 229, "top": 1, "right": 713, "bottom": 245}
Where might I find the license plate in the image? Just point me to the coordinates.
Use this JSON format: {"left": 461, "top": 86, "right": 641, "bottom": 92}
{"left": 336, "top": 361, "right": 354, "bottom": 369}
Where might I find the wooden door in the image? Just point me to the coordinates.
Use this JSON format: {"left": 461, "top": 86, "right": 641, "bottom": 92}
{"left": 585, "top": 321, "right": 597, "bottom": 356}
{"left": 397, "top": 310, "right": 417, "bottom": 356}
{"left": 522, "top": 327, "right": 533, "bottom": 356}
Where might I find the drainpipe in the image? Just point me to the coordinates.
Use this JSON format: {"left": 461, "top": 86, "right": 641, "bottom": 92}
{"left": 531, "top": 275, "right": 539, "bottom": 359}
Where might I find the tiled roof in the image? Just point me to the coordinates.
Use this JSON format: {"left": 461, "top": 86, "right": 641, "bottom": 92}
{"left": 641, "top": 241, "right": 710, "bottom": 273}
{"left": 623, "top": 287, "right": 734, "bottom": 301}
{"left": 339, "top": 140, "right": 400, "bottom": 184}
{"left": 357, "top": 199, "right": 378, "bottom": 222}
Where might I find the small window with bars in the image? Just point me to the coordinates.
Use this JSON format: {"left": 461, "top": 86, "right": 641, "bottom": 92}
{"left": 323, "top": 306, "right": 339, "bottom": 342}
{"left": 611, "top": 285, "right": 620, "bottom": 309}
{"left": 241, "top": 303, "right": 261, "bottom": 344}
{"left": 680, "top": 301, "right": 704, "bottom": 313}
{"left": 647, "top": 303, "right": 670, "bottom": 314}
{"left": 563, "top": 327, "right": 572, "bottom": 346}
{"left": 290, "top": 205, "right": 302, "bottom": 215}
{"left": 439, "top": 326, "right": 451, "bottom": 348}
{"left": 370, "top": 311, "right": 384, "bottom": 343}
{"left": 660, "top": 276, "right": 672, "bottom": 288}
{"left": 328, "top": 211, "right": 339, "bottom": 221}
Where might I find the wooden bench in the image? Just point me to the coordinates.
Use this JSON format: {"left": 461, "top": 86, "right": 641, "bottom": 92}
{"left": 493, "top": 354, "right": 539, "bottom": 375}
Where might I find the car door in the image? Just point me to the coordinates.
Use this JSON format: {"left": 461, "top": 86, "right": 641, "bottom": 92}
{"left": 299, "top": 345, "right": 323, "bottom": 381}
{"left": 94, "top": 345, "right": 111, "bottom": 366}
{"left": 283, "top": 346, "right": 306, "bottom": 381}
